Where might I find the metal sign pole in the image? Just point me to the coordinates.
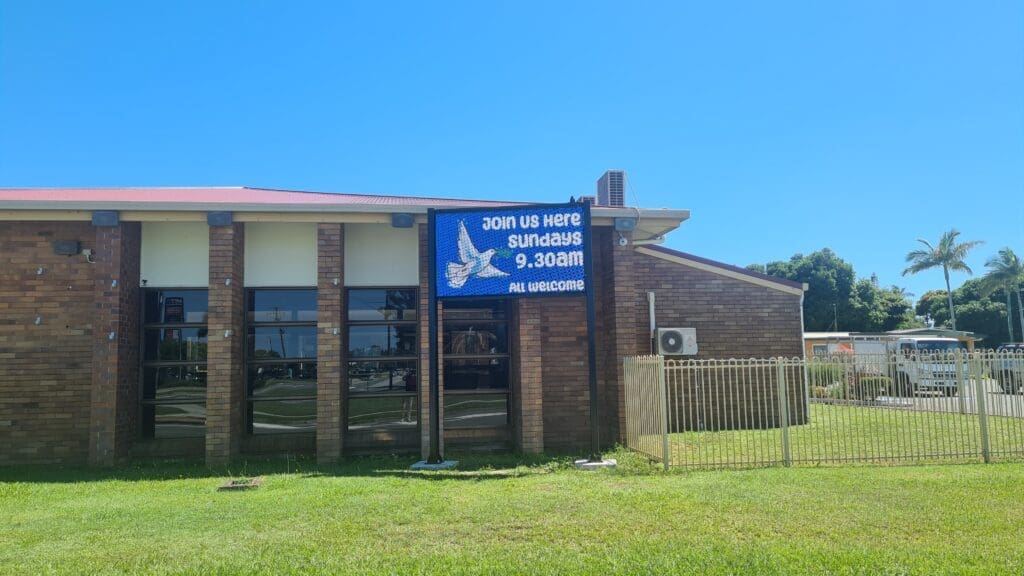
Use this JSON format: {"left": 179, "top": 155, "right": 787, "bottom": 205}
{"left": 427, "top": 209, "right": 443, "bottom": 464}
{"left": 412, "top": 208, "right": 455, "bottom": 469}
{"left": 581, "top": 201, "right": 603, "bottom": 463}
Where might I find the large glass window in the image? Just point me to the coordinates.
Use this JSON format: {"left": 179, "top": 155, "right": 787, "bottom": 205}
{"left": 443, "top": 300, "right": 510, "bottom": 428}
{"left": 347, "top": 288, "right": 418, "bottom": 431}
{"left": 140, "top": 289, "right": 208, "bottom": 438}
{"left": 246, "top": 289, "right": 317, "bottom": 434}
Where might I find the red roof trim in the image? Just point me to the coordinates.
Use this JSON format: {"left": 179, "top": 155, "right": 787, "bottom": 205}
{"left": 641, "top": 245, "right": 805, "bottom": 290}
{"left": 0, "top": 186, "right": 521, "bottom": 207}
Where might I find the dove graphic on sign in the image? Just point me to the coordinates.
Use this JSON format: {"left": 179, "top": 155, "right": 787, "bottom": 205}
{"left": 445, "top": 220, "right": 509, "bottom": 289}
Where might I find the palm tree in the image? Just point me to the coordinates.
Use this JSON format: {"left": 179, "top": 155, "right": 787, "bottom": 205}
{"left": 981, "top": 248, "right": 1023, "bottom": 343}
{"left": 902, "top": 229, "right": 984, "bottom": 331}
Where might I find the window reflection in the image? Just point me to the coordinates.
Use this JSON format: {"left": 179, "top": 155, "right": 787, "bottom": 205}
{"left": 347, "top": 361, "right": 416, "bottom": 394}
{"left": 347, "top": 397, "right": 418, "bottom": 430}
{"left": 444, "top": 394, "right": 508, "bottom": 428}
{"left": 250, "top": 399, "right": 316, "bottom": 434}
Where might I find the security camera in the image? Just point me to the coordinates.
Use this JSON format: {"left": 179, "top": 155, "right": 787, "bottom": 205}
{"left": 617, "top": 234, "right": 629, "bottom": 247}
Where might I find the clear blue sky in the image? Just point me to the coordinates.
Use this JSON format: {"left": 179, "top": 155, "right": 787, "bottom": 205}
{"left": 2, "top": 1, "right": 1021, "bottom": 300}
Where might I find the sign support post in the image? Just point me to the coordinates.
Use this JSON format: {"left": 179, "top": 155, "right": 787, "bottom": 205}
{"left": 581, "top": 202, "right": 603, "bottom": 462}
{"left": 413, "top": 208, "right": 456, "bottom": 469}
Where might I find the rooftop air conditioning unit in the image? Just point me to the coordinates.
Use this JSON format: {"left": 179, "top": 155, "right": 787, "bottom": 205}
{"left": 656, "top": 327, "right": 698, "bottom": 356}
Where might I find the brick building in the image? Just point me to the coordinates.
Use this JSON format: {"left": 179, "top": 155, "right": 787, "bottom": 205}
{"left": 0, "top": 184, "right": 805, "bottom": 466}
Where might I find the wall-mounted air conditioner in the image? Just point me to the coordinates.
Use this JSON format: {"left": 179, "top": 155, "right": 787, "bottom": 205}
{"left": 656, "top": 327, "right": 698, "bottom": 356}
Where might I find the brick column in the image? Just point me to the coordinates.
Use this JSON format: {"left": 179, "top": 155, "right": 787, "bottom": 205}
{"left": 515, "top": 299, "right": 544, "bottom": 453}
{"left": 316, "top": 223, "right": 344, "bottom": 464}
{"left": 608, "top": 231, "right": 637, "bottom": 445}
{"left": 89, "top": 222, "right": 141, "bottom": 466}
{"left": 206, "top": 222, "right": 245, "bottom": 466}
{"left": 417, "top": 224, "right": 444, "bottom": 459}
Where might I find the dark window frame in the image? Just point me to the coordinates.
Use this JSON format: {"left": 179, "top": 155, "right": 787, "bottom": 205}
{"left": 245, "top": 287, "right": 318, "bottom": 435}
{"left": 138, "top": 288, "right": 209, "bottom": 439}
{"left": 345, "top": 287, "right": 420, "bottom": 433}
{"left": 442, "top": 299, "right": 511, "bottom": 429}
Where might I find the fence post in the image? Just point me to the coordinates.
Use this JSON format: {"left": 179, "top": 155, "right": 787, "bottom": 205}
{"left": 973, "top": 353, "right": 991, "bottom": 463}
{"left": 776, "top": 358, "right": 792, "bottom": 467}
{"left": 955, "top": 350, "right": 968, "bottom": 415}
{"left": 657, "top": 356, "right": 670, "bottom": 470}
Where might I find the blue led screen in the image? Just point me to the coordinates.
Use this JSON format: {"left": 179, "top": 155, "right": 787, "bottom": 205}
{"left": 434, "top": 204, "right": 588, "bottom": 298}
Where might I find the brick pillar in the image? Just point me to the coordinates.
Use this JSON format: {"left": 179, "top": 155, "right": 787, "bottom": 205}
{"left": 417, "top": 224, "right": 444, "bottom": 459}
{"left": 316, "top": 223, "right": 344, "bottom": 464}
{"left": 206, "top": 223, "right": 245, "bottom": 465}
{"left": 609, "top": 231, "right": 637, "bottom": 444}
{"left": 515, "top": 299, "right": 544, "bottom": 453}
{"left": 89, "top": 222, "right": 141, "bottom": 466}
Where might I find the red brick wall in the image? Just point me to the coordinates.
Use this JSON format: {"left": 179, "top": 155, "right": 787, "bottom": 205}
{"left": 0, "top": 222, "right": 96, "bottom": 465}
{"left": 512, "top": 298, "right": 543, "bottom": 453}
{"left": 205, "top": 223, "right": 245, "bottom": 465}
{"left": 89, "top": 222, "right": 141, "bottom": 465}
{"left": 631, "top": 250, "right": 807, "bottom": 430}
{"left": 536, "top": 296, "right": 590, "bottom": 452}
{"left": 631, "top": 252, "right": 803, "bottom": 359}
{"left": 316, "top": 223, "right": 344, "bottom": 463}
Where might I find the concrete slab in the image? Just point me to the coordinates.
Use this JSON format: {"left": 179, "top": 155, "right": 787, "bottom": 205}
{"left": 410, "top": 460, "right": 459, "bottom": 470}
{"left": 574, "top": 458, "right": 617, "bottom": 470}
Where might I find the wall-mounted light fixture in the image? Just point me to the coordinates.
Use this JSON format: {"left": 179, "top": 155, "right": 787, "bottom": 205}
{"left": 613, "top": 217, "right": 638, "bottom": 232}
{"left": 207, "top": 211, "right": 233, "bottom": 226}
{"left": 391, "top": 213, "right": 415, "bottom": 228}
{"left": 36, "top": 267, "right": 44, "bottom": 275}
{"left": 225, "top": 278, "right": 232, "bottom": 286}
{"left": 224, "top": 330, "right": 233, "bottom": 338}
{"left": 34, "top": 316, "right": 42, "bottom": 325}
{"left": 52, "top": 240, "right": 80, "bottom": 256}
{"left": 108, "top": 331, "right": 116, "bottom": 341}
{"left": 91, "top": 211, "right": 119, "bottom": 227}
{"left": 110, "top": 279, "right": 118, "bottom": 288}
{"left": 332, "top": 278, "right": 340, "bottom": 286}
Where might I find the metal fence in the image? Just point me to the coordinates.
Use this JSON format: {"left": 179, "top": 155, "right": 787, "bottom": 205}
{"left": 623, "top": 351, "right": 1024, "bottom": 469}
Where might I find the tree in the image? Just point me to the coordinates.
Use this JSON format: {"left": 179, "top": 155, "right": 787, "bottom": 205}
{"left": 758, "top": 248, "right": 914, "bottom": 332}
{"left": 980, "top": 248, "right": 1023, "bottom": 343}
{"left": 902, "top": 229, "right": 983, "bottom": 330}
{"left": 915, "top": 279, "right": 1013, "bottom": 347}
{"left": 764, "top": 249, "right": 855, "bottom": 331}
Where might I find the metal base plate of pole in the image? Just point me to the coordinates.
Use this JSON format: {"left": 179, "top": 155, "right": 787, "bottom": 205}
{"left": 411, "top": 460, "right": 459, "bottom": 471}
{"left": 574, "top": 458, "right": 617, "bottom": 470}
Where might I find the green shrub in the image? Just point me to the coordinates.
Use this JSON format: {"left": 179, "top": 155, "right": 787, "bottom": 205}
{"left": 849, "top": 375, "right": 890, "bottom": 400}
{"left": 807, "top": 363, "right": 846, "bottom": 386}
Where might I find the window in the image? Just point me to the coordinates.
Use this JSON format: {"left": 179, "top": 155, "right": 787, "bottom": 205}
{"left": 346, "top": 288, "right": 418, "bottom": 431}
{"left": 443, "top": 300, "right": 509, "bottom": 428}
{"left": 140, "top": 289, "right": 208, "bottom": 438}
{"left": 246, "top": 289, "right": 317, "bottom": 434}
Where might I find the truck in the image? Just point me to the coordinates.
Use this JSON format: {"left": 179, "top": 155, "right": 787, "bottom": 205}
{"left": 820, "top": 336, "right": 964, "bottom": 397}
{"left": 993, "top": 344, "right": 1024, "bottom": 394}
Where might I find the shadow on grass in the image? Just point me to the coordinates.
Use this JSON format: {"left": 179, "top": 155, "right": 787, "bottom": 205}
{"left": 0, "top": 450, "right": 615, "bottom": 484}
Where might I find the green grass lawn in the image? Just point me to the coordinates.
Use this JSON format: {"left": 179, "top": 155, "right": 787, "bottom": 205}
{"left": 658, "top": 403, "right": 1024, "bottom": 468}
{"left": 2, "top": 451, "right": 1023, "bottom": 575}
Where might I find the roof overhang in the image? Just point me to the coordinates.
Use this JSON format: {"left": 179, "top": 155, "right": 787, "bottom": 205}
{"left": 0, "top": 200, "right": 689, "bottom": 242}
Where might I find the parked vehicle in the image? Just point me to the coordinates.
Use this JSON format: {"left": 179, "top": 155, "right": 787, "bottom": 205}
{"left": 821, "top": 336, "right": 964, "bottom": 397}
{"left": 993, "top": 344, "right": 1024, "bottom": 394}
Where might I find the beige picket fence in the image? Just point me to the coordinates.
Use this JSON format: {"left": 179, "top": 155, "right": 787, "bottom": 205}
{"left": 623, "top": 351, "right": 1024, "bottom": 469}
